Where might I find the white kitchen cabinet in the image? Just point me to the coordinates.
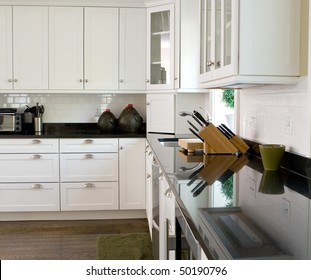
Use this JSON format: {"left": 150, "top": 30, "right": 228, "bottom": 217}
{"left": 119, "top": 8, "right": 146, "bottom": 90}
{"left": 84, "top": 7, "right": 119, "bottom": 90}
{"left": 59, "top": 138, "right": 119, "bottom": 211}
{"left": 49, "top": 7, "right": 84, "bottom": 89}
{"left": 0, "top": 6, "right": 48, "bottom": 90}
{"left": 119, "top": 138, "right": 146, "bottom": 210}
{"left": 0, "top": 138, "right": 59, "bottom": 212}
{"left": 146, "top": 4, "right": 175, "bottom": 90}
{"left": 146, "top": 93, "right": 175, "bottom": 133}
{"left": 159, "top": 173, "right": 176, "bottom": 260}
{"left": 199, "top": 0, "right": 300, "bottom": 88}
{"left": 0, "top": 183, "right": 60, "bottom": 212}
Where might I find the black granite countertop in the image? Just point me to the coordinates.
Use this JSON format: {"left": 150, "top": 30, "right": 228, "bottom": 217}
{"left": 0, "top": 123, "right": 146, "bottom": 138}
{"left": 147, "top": 132, "right": 311, "bottom": 260}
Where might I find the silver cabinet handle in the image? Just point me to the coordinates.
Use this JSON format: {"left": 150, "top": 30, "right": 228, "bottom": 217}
{"left": 31, "top": 184, "right": 43, "bottom": 189}
{"left": 32, "top": 139, "right": 42, "bottom": 144}
{"left": 83, "top": 139, "right": 94, "bottom": 144}
{"left": 31, "top": 154, "right": 42, "bottom": 159}
{"left": 83, "top": 154, "right": 94, "bottom": 159}
{"left": 84, "top": 183, "right": 95, "bottom": 188}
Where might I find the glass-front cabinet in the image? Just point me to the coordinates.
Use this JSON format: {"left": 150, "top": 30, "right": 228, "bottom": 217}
{"left": 147, "top": 4, "right": 174, "bottom": 90}
{"left": 200, "top": 0, "right": 236, "bottom": 83}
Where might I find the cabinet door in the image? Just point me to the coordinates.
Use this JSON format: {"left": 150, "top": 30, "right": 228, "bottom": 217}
{"left": 61, "top": 182, "right": 118, "bottom": 211}
{"left": 13, "top": 6, "right": 48, "bottom": 89}
{"left": 84, "top": 8, "right": 119, "bottom": 90}
{"left": 0, "top": 6, "right": 13, "bottom": 90}
{"left": 49, "top": 7, "right": 83, "bottom": 89}
{"left": 60, "top": 153, "right": 118, "bottom": 182}
{"left": 119, "top": 138, "right": 146, "bottom": 210}
{"left": 147, "top": 4, "right": 175, "bottom": 90}
{"left": 59, "top": 138, "right": 118, "bottom": 153}
{"left": 0, "top": 182, "right": 60, "bottom": 212}
{"left": 119, "top": 8, "right": 146, "bottom": 90}
{"left": 0, "top": 154, "right": 59, "bottom": 183}
{"left": 146, "top": 94, "right": 175, "bottom": 133}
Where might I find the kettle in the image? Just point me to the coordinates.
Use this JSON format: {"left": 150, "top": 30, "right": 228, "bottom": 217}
{"left": 118, "top": 104, "right": 143, "bottom": 133}
{"left": 97, "top": 109, "right": 117, "bottom": 133}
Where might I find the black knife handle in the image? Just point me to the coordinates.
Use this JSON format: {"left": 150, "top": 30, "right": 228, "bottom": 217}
{"left": 193, "top": 110, "right": 209, "bottom": 126}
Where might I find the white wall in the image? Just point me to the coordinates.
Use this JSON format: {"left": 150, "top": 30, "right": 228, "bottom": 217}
{"left": 0, "top": 93, "right": 146, "bottom": 123}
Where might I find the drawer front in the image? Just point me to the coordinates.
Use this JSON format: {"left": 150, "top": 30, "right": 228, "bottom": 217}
{"left": 0, "top": 154, "right": 59, "bottom": 182}
{"left": 0, "top": 183, "right": 60, "bottom": 212}
{"left": 60, "top": 138, "right": 118, "bottom": 153}
{"left": 61, "top": 182, "right": 119, "bottom": 211}
{"left": 60, "top": 153, "right": 118, "bottom": 182}
{"left": 0, "top": 139, "right": 59, "bottom": 153}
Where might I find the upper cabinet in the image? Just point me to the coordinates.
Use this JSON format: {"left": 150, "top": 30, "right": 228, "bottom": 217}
{"left": 119, "top": 8, "right": 146, "bottom": 91}
{"left": 199, "top": 0, "right": 301, "bottom": 88}
{"left": 146, "top": 4, "right": 175, "bottom": 90}
{"left": 0, "top": 6, "right": 48, "bottom": 90}
{"left": 49, "top": 7, "right": 119, "bottom": 90}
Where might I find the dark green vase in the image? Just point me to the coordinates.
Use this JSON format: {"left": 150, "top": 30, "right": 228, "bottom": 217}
{"left": 97, "top": 109, "right": 117, "bottom": 133}
{"left": 118, "top": 104, "right": 143, "bottom": 133}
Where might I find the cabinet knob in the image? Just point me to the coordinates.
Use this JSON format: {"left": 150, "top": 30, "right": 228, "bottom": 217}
{"left": 146, "top": 79, "right": 150, "bottom": 83}
{"left": 174, "top": 77, "right": 178, "bottom": 80}
{"left": 83, "top": 139, "right": 94, "bottom": 144}
{"left": 85, "top": 79, "right": 89, "bottom": 83}
{"left": 120, "top": 79, "right": 124, "bottom": 83}
{"left": 32, "top": 139, "right": 42, "bottom": 144}
{"left": 120, "top": 146, "right": 123, "bottom": 150}
{"left": 8, "top": 79, "right": 12, "bottom": 83}
{"left": 146, "top": 173, "right": 151, "bottom": 179}
{"left": 207, "top": 61, "right": 214, "bottom": 67}
{"left": 79, "top": 79, "right": 83, "bottom": 82}
{"left": 84, "top": 183, "right": 95, "bottom": 188}
{"left": 31, "top": 154, "right": 42, "bottom": 160}
{"left": 31, "top": 184, "right": 43, "bottom": 189}
{"left": 164, "top": 189, "right": 172, "bottom": 198}
{"left": 146, "top": 102, "right": 150, "bottom": 105}
{"left": 83, "top": 154, "right": 94, "bottom": 159}
{"left": 14, "top": 79, "right": 18, "bottom": 82}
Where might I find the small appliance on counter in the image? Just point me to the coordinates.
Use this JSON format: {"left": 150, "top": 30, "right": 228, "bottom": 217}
{"left": 24, "top": 103, "right": 45, "bottom": 133}
{"left": 0, "top": 108, "right": 23, "bottom": 133}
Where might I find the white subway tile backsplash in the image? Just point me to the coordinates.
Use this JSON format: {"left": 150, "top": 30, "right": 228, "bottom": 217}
{"left": 0, "top": 93, "right": 146, "bottom": 123}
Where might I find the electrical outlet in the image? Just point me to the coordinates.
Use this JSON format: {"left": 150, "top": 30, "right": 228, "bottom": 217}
{"left": 283, "top": 114, "right": 293, "bottom": 135}
{"left": 281, "top": 198, "right": 291, "bottom": 220}
{"left": 248, "top": 178, "right": 256, "bottom": 198}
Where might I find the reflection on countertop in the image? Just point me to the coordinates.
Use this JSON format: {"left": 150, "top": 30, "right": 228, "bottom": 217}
{"left": 147, "top": 132, "right": 311, "bottom": 259}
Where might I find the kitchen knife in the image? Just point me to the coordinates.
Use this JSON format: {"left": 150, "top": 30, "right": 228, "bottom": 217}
{"left": 191, "top": 180, "right": 205, "bottom": 193}
{"left": 189, "top": 128, "right": 205, "bottom": 142}
{"left": 192, "top": 115, "right": 204, "bottom": 128}
{"left": 193, "top": 181, "right": 209, "bottom": 197}
{"left": 187, "top": 120, "right": 199, "bottom": 132}
{"left": 217, "top": 126, "right": 231, "bottom": 139}
{"left": 220, "top": 124, "right": 250, "bottom": 153}
{"left": 193, "top": 110, "right": 209, "bottom": 126}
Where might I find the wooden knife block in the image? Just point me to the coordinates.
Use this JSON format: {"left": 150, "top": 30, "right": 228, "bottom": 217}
{"left": 199, "top": 123, "right": 239, "bottom": 154}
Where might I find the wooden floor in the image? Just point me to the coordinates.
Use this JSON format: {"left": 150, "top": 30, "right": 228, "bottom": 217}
{"left": 0, "top": 219, "right": 149, "bottom": 260}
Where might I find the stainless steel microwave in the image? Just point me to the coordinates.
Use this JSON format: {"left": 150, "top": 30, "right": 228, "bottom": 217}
{"left": 0, "top": 109, "right": 23, "bottom": 132}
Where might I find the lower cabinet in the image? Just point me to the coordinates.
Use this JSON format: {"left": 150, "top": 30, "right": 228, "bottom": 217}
{"left": 60, "top": 182, "right": 118, "bottom": 211}
{"left": 119, "top": 138, "right": 146, "bottom": 210}
{"left": 0, "top": 137, "right": 146, "bottom": 214}
{"left": 0, "top": 183, "right": 59, "bottom": 212}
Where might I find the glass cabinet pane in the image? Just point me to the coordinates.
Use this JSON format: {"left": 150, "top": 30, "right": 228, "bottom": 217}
{"left": 215, "top": 0, "right": 221, "bottom": 70}
{"left": 200, "top": 0, "right": 212, "bottom": 74}
{"left": 150, "top": 10, "right": 170, "bottom": 85}
{"left": 224, "top": 0, "right": 232, "bottom": 66}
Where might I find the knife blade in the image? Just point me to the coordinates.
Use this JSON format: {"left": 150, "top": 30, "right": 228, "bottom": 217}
{"left": 193, "top": 181, "right": 209, "bottom": 197}
{"left": 187, "top": 120, "right": 199, "bottom": 132}
{"left": 189, "top": 128, "right": 205, "bottom": 142}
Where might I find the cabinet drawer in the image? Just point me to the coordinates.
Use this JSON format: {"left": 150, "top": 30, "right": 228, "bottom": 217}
{"left": 0, "top": 154, "right": 59, "bottom": 182}
{"left": 0, "top": 139, "right": 59, "bottom": 153}
{"left": 60, "top": 138, "right": 118, "bottom": 153}
{"left": 0, "top": 182, "right": 60, "bottom": 212}
{"left": 60, "top": 153, "right": 118, "bottom": 182}
{"left": 61, "top": 182, "right": 118, "bottom": 211}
